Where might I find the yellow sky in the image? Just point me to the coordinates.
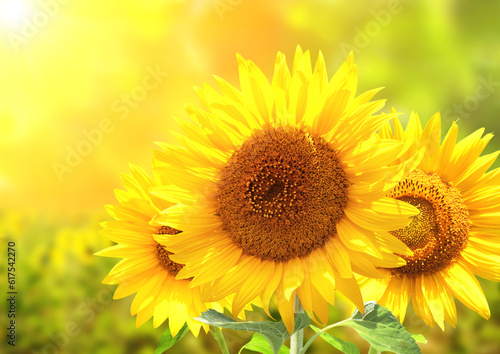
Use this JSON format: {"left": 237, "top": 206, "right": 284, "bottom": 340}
{"left": 1, "top": 0, "right": 499, "bottom": 214}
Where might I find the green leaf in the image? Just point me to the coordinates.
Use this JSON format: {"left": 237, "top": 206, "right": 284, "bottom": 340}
{"left": 154, "top": 323, "right": 189, "bottom": 354}
{"left": 238, "top": 333, "right": 290, "bottom": 354}
{"left": 195, "top": 309, "right": 310, "bottom": 354}
{"left": 310, "top": 325, "right": 360, "bottom": 354}
{"left": 411, "top": 334, "right": 427, "bottom": 344}
{"left": 339, "top": 302, "right": 421, "bottom": 354}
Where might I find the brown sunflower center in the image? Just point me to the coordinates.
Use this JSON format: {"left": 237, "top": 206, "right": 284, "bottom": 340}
{"left": 155, "top": 226, "right": 183, "bottom": 276}
{"left": 216, "top": 126, "right": 350, "bottom": 262}
{"left": 387, "top": 170, "right": 469, "bottom": 276}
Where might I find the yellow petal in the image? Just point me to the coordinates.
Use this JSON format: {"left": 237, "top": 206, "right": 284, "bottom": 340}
{"left": 203, "top": 255, "right": 256, "bottom": 301}
{"left": 232, "top": 260, "right": 273, "bottom": 317}
{"left": 432, "top": 273, "right": 457, "bottom": 327}
{"left": 334, "top": 270, "right": 364, "bottom": 313}
{"left": 336, "top": 218, "right": 382, "bottom": 258}
{"left": 295, "top": 265, "right": 314, "bottom": 315}
{"left": 456, "top": 151, "right": 500, "bottom": 190}
{"left": 359, "top": 276, "right": 389, "bottom": 302}
{"left": 419, "top": 112, "right": 441, "bottom": 173}
{"left": 470, "top": 212, "right": 500, "bottom": 228}
{"left": 276, "top": 287, "right": 296, "bottom": 334}
{"left": 135, "top": 301, "right": 155, "bottom": 328}
{"left": 436, "top": 121, "right": 458, "bottom": 176}
{"left": 344, "top": 139, "right": 406, "bottom": 174}
{"left": 165, "top": 284, "right": 190, "bottom": 335}
{"left": 261, "top": 262, "right": 283, "bottom": 318}
{"left": 421, "top": 275, "right": 445, "bottom": 330}
{"left": 324, "top": 238, "right": 353, "bottom": 278}
{"left": 439, "top": 262, "right": 490, "bottom": 320}
{"left": 461, "top": 247, "right": 500, "bottom": 281}
{"left": 131, "top": 272, "right": 164, "bottom": 315}
{"left": 176, "top": 245, "right": 242, "bottom": 287}
{"left": 411, "top": 276, "right": 434, "bottom": 327}
{"left": 308, "top": 249, "right": 337, "bottom": 306}
{"left": 281, "top": 258, "right": 305, "bottom": 301}
{"left": 379, "top": 276, "right": 410, "bottom": 323}
{"left": 310, "top": 286, "right": 330, "bottom": 325}
{"left": 345, "top": 197, "right": 418, "bottom": 231}
{"left": 465, "top": 186, "right": 500, "bottom": 211}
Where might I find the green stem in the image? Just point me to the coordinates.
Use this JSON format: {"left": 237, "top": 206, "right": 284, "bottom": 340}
{"left": 290, "top": 294, "right": 304, "bottom": 354}
{"left": 210, "top": 327, "right": 230, "bottom": 354}
{"left": 300, "top": 319, "right": 350, "bottom": 354}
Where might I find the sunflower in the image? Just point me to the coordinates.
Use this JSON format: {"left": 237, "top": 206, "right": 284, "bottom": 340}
{"left": 358, "top": 111, "right": 500, "bottom": 329}
{"left": 151, "top": 47, "right": 421, "bottom": 333}
{"left": 97, "top": 164, "right": 230, "bottom": 336}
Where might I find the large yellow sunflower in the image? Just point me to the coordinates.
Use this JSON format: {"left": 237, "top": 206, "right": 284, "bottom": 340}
{"left": 97, "top": 164, "right": 229, "bottom": 336}
{"left": 359, "top": 111, "right": 500, "bottom": 329}
{"left": 151, "top": 47, "right": 421, "bottom": 333}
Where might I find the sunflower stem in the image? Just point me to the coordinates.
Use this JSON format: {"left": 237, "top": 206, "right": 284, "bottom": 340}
{"left": 210, "top": 327, "right": 230, "bottom": 354}
{"left": 300, "top": 319, "right": 351, "bottom": 353}
{"left": 290, "top": 294, "right": 304, "bottom": 354}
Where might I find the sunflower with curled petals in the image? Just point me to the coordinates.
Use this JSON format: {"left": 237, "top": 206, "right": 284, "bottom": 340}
{"left": 151, "top": 47, "right": 421, "bottom": 333}
{"left": 358, "top": 111, "right": 500, "bottom": 329}
{"left": 97, "top": 164, "right": 231, "bottom": 337}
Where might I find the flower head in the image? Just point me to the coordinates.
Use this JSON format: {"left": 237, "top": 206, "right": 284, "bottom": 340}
{"left": 359, "top": 111, "right": 500, "bottom": 329}
{"left": 152, "top": 47, "right": 420, "bottom": 332}
{"left": 97, "top": 164, "right": 228, "bottom": 336}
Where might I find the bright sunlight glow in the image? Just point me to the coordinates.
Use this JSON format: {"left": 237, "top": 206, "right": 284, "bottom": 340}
{"left": 0, "top": 0, "right": 29, "bottom": 27}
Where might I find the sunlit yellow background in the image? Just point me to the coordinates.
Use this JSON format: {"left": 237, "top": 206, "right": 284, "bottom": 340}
{"left": 2, "top": 0, "right": 500, "bottom": 353}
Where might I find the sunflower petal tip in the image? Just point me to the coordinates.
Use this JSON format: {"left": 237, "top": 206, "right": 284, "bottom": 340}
{"left": 236, "top": 53, "right": 247, "bottom": 66}
{"left": 346, "top": 51, "right": 354, "bottom": 62}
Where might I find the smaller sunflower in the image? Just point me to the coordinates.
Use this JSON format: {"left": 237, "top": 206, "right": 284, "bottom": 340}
{"left": 96, "top": 164, "right": 230, "bottom": 336}
{"left": 359, "top": 111, "right": 500, "bottom": 329}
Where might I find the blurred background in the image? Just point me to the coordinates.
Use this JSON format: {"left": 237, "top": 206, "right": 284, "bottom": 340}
{"left": 1, "top": 0, "right": 500, "bottom": 353}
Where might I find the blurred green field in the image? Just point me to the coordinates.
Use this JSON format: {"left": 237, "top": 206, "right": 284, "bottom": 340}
{"left": 2, "top": 0, "right": 500, "bottom": 353}
{"left": 3, "top": 210, "right": 500, "bottom": 353}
